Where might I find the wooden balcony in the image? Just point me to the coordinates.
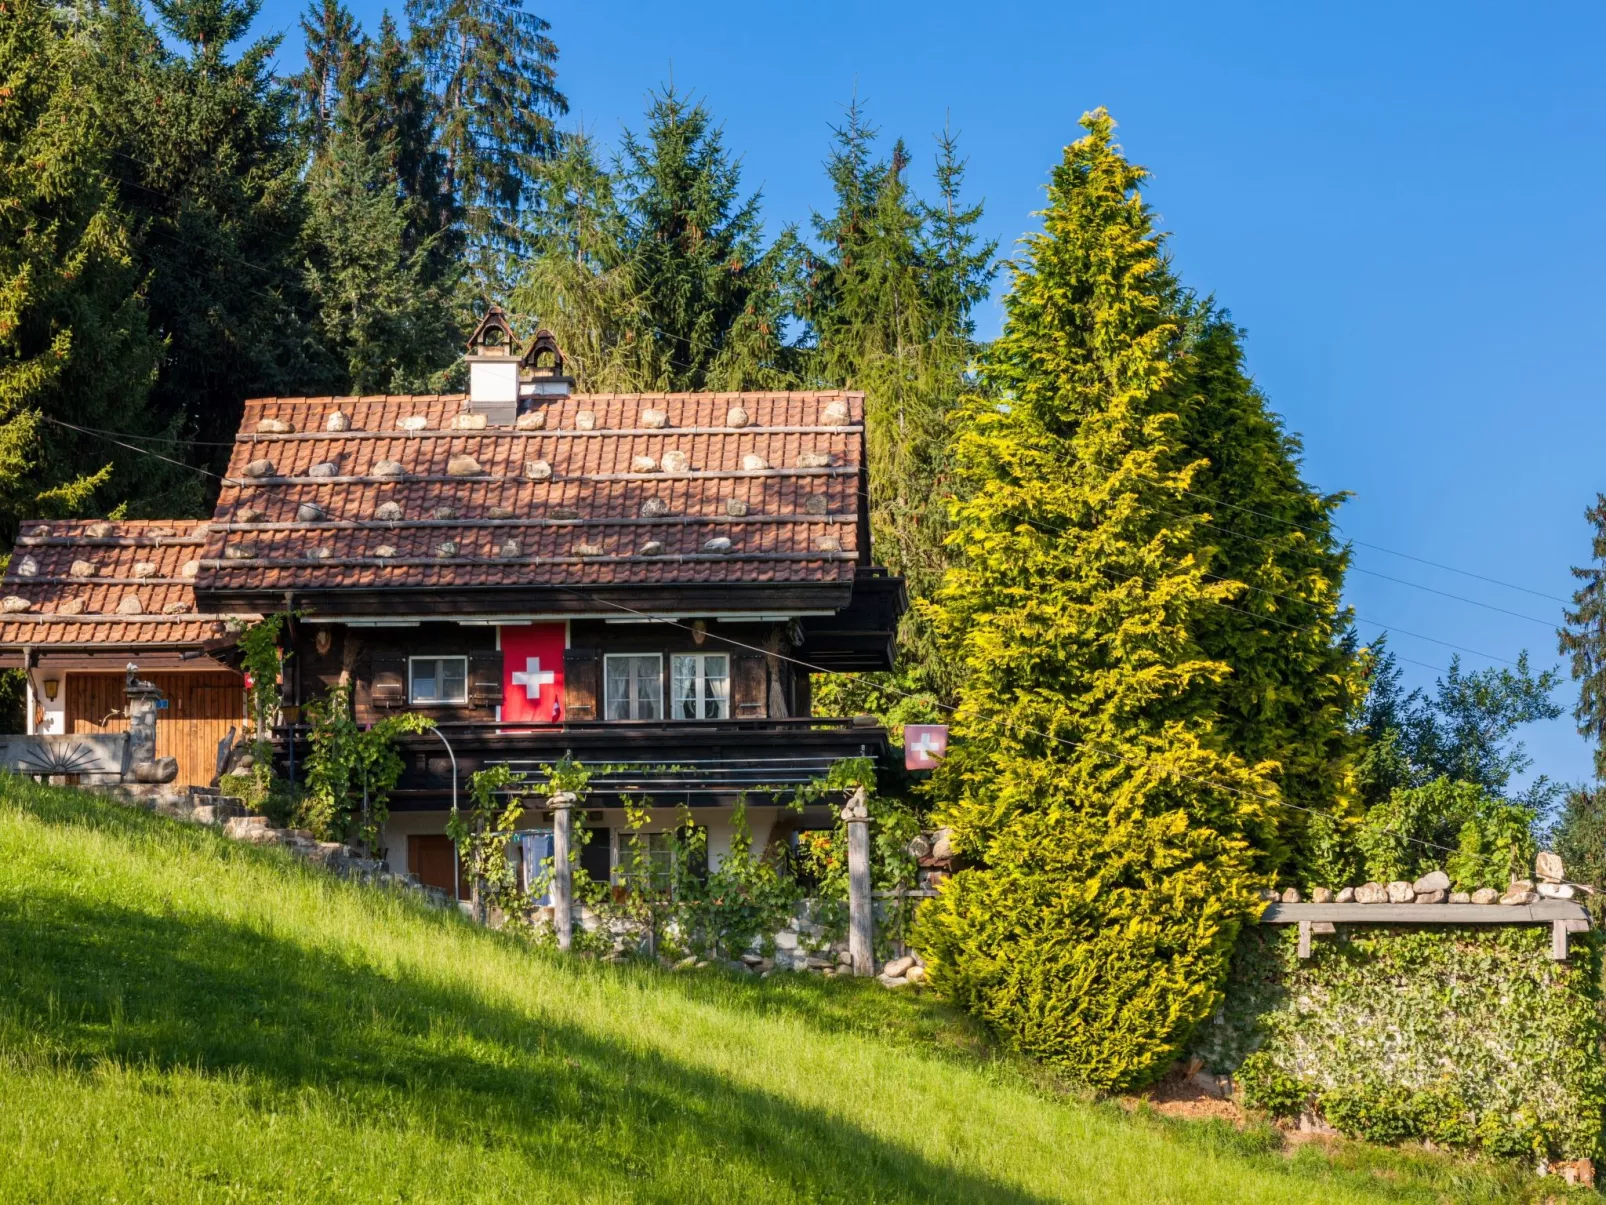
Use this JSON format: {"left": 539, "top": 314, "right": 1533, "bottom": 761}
{"left": 274, "top": 715, "right": 893, "bottom": 809}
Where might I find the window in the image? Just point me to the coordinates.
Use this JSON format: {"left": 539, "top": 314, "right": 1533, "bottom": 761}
{"left": 671, "top": 654, "right": 729, "bottom": 719}
{"left": 605, "top": 654, "right": 662, "bottom": 720}
{"left": 621, "top": 827, "right": 708, "bottom": 892}
{"left": 410, "top": 656, "right": 467, "bottom": 705}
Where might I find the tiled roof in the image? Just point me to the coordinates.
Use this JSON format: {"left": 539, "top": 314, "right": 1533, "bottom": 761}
{"left": 196, "top": 390, "right": 866, "bottom": 593}
{"left": 0, "top": 521, "right": 245, "bottom": 648}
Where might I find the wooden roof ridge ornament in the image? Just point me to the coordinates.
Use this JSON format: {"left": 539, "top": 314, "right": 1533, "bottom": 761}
{"left": 520, "top": 327, "right": 574, "bottom": 403}
{"left": 465, "top": 306, "right": 522, "bottom": 427}
{"left": 465, "top": 305, "right": 520, "bottom": 358}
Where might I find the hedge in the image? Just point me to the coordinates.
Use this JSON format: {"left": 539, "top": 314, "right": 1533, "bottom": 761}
{"left": 1188, "top": 924, "right": 1606, "bottom": 1161}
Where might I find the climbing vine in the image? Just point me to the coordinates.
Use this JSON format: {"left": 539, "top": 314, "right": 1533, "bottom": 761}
{"left": 1190, "top": 924, "right": 1606, "bottom": 1161}
{"left": 234, "top": 612, "right": 289, "bottom": 740}
{"left": 298, "top": 682, "right": 434, "bottom": 848}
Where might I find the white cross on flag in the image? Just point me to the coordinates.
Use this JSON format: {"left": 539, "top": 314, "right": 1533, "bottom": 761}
{"left": 511, "top": 657, "right": 556, "bottom": 701}
{"left": 903, "top": 724, "right": 949, "bottom": 771}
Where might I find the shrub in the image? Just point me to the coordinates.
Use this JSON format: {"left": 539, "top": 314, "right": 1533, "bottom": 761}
{"left": 1194, "top": 925, "right": 1606, "bottom": 1161}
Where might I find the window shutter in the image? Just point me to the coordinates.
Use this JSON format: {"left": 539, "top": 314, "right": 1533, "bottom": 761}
{"left": 371, "top": 656, "right": 405, "bottom": 709}
{"left": 563, "top": 648, "right": 600, "bottom": 720}
{"left": 732, "top": 653, "right": 767, "bottom": 718}
{"left": 468, "top": 649, "right": 503, "bottom": 706}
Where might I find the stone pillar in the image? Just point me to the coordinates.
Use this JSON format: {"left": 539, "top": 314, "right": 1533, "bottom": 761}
{"left": 843, "top": 786, "right": 873, "bottom": 977}
{"left": 550, "top": 791, "right": 575, "bottom": 952}
{"left": 124, "top": 664, "right": 162, "bottom": 774}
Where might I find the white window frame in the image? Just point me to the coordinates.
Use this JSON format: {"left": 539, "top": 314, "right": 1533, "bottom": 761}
{"left": 409, "top": 655, "right": 469, "bottom": 706}
{"left": 670, "top": 653, "right": 730, "bottom": 720}
{"left": 604, "top": 653, "right": 663, "bottom": 721}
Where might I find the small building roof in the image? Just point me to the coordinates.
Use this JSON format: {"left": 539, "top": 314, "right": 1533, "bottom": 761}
{"left": 0, "top": 520, "right": 246, "bottom": 652}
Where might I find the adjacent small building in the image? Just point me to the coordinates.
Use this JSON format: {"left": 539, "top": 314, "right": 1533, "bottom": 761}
{"left": 0, "top": 312, "right": 905, "bottom": 896}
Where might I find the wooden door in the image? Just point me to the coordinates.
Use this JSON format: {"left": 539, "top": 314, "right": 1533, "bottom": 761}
{"left": 408, "top": 834, "right": 469, "bottom": 899}
{"left": 66, "top": 671, "right": 245, "bottom": 788}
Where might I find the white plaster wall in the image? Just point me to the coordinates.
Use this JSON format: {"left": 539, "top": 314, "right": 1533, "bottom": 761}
{"left": 28, "top": 668, "right": 65, "bottom": 736}
{"left": 381, "top": 810, "right": 455, "bottom": 877}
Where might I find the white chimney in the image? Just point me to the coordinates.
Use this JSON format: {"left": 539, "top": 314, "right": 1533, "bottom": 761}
{"left": 464, "top": 306, "right": 521, "bottom": 426}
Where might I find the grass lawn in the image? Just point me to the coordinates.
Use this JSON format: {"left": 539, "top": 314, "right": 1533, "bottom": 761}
{"left": 0, "top": 776, "right": 1580, "bottom": 1203}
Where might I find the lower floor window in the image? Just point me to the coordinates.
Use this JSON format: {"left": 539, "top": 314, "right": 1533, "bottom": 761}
{"left": 620, "top": 828, "right": 708, "bottom": 891}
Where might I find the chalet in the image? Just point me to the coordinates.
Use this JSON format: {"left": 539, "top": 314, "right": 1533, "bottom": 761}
{"left": 0, "top": 312, "right": 905, "bottom": 897}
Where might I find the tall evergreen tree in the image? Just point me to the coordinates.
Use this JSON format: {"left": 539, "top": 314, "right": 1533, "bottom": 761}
{"left": 0, "top": 0, "right": 194, "bottom": 539}
{"left": 804, "top": 103, "right": 995, "bottom": 717}
{"left": 406, "top": 0, "right": 565, "bottom": 295}
{"left": 1560, "top": 495, "right": 1606, "bottom": 780}
{"left": 1168, "top": 307, "right": 1362, "bottom": 880}
{"left": 914, "top": 111, "right": 1354, "bottom": 1089}
{"left": 95, "top": 0, "right": 329, "bottom": 460}
{"left": 515, "top": 88, "right": 799, "bottom": 392}
{"left": 295, "top": 0, "right": 463, "bottom": 391}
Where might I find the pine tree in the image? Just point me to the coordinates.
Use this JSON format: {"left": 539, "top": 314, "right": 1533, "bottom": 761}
{"left": 95, "top": 0, "right": 330, "bottom": 460}
{"left": 0, "top": 0, "right": 194, "bottom": 540}
{"left": 295, "top": 0, "right": 463, "bottom": 391}
{"left": 515, "top": 88, "right": 799, "bottom": 392}
{"left": 406, "top": 0, "right": 565, "bottom": 295}
{"left": 913, "top": 111, "right": 1309, "bottom": 1089}
{"left": 1561, "top": 496, "right": 1606, "bottom": 780}
{"left": 804, "top": 103, "right": 995, "bottom": 718}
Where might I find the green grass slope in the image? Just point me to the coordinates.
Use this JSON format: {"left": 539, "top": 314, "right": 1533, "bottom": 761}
{"left": 0, "top": 777, "right": 1557, "bottom": 1203}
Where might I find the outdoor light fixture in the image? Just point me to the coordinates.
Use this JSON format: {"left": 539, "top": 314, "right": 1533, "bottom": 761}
{"left": 42, "top": 678, "right": 58, "bottom": 702}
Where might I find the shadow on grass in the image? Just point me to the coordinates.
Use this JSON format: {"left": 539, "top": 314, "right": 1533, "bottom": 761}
{"left": 0, "top": 800, "right": 1053, "bottom": 1202}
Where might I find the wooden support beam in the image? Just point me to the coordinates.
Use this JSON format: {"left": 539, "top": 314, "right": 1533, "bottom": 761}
{"left": 843, "top": 787, "right": 872, "bottom": 977}
{"left": 1297, "top": 919, "right": 1312, "bottom": 959}
{"left": 1553, "top": 919, "right": 1569, "bottom": 961}
{"left": 551, "top": 794, "right": 574, "bottom": 953}
{"left": 1260, "top": 901, "right": 1590, "bottom": 925}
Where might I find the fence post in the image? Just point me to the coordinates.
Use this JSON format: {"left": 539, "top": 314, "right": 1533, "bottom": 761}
{"left": 551, "top": 791, "right": 575, "bottom": 952}
{"left": 843, "top": 786, "right": 873, "bottom": 976}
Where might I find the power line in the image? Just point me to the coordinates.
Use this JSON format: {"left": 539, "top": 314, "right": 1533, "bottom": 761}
{"left": 1175, "top": 484, "right": 1570, "bottom": 605}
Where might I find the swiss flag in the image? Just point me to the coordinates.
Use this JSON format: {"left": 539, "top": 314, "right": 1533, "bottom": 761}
{"left": 500, "top": 623, "right": 567, "bottom": 723}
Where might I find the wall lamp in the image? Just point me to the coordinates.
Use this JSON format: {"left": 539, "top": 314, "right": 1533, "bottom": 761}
{"left": 42, "top": 678, "right": 58, "bottom": 702}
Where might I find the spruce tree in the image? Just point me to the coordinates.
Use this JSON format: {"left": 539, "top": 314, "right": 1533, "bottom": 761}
{"left": 406, "top": 0, "right": 565, "bottom": 294}
{"left": 0, "top": 0, "right": 193, "bottom": 539}
{"left": 915, "top": 111, "right": 1341, "bottom": 1089}
{"left": 95, "top": 0, "right": 329, "bottom": 458}
{"left": 295, "top": 0, "right": 463, "bottom": 391}
{"left": 614, "top": 87, "right": 797, "bottom": 391}
{"left": 1561, "top": 495, "right": 1606, "bottom": 780}
{"left": 515, "top": 88, "right": 798, "bottom": 392}
{"left": 804, "top": 103, "right": 995, "bottom": 718}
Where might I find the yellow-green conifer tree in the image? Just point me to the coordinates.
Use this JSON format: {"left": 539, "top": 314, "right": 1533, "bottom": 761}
{"left": 915, "top": 110, "right": 1356, "bottom": 1089}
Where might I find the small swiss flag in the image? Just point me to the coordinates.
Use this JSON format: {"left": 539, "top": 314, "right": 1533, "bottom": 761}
{"left": 500, "top": 623, "right": 567, "bottom": 723}
{"left": 904, "top": 724, "right": 949, "bottom": 770}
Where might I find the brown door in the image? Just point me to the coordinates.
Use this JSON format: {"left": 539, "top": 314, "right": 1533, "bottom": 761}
{"left": 65, "top": 671, "right": 245, "bottom": 788}
{"left": 408, "top": 834, "right": 469, "bottom": 899}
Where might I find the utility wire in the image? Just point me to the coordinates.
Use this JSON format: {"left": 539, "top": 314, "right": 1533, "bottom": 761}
{"left": 1175, "top": 484, "right": 1571, "bottom": 605}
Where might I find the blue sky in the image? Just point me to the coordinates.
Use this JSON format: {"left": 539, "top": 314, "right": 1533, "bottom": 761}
{"left": 248, "top": 0, "right": 1606, "bottom": 795}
